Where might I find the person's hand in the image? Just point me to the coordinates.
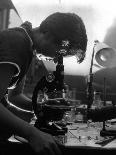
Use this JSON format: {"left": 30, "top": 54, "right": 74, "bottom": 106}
{"left": 28, "top": 126, "right": 62, "bottom": 155}
{"left": 87, "top": 106, "right": 116, "bottom": 122}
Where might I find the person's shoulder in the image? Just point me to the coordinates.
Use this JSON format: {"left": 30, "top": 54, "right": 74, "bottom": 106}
{"left": 0, "top": 27, "right": 28, "bottom": 46}
{"left": 0, "top": 27, "right": 22, "bottom": 39}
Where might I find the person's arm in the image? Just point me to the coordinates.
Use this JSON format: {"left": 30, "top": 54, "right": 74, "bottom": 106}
{"left": 87, "top": 105, "right": 116, "bottom": 122}
{"left": 8, "top": 76, "right": 33, "bottom": 111}
{"left": 8, "top": 76, "right": 34, "bottom": 122}
{"left": 7, "top": 104, "right": 34, "bottom": 123}
{"left": 0, "top": 63, "right": 61, "bottom": 155}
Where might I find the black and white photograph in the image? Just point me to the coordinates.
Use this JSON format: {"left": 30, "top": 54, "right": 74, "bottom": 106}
{"left": 1, "top": 0, "right": 116, "bottom": 154}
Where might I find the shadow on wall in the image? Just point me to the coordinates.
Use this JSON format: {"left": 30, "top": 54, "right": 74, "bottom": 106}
{"left": 93, "top": 67, "right": 116, "bottom": 103}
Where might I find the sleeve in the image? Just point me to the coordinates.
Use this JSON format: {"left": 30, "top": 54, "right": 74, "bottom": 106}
{"left": 0, "top": 44, "right": 21, "bottom": 89}
{"left": 0, "top": 31, "right": 22, "bottom": 77}
{"left": 0, "top": 29, "right": 32, "bottom": 89}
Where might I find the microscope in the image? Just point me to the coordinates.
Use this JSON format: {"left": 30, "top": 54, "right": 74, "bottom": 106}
{"left": 32, "top": 43, "right": 72, "bottom": 138}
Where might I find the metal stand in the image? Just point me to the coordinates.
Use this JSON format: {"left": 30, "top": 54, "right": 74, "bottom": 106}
{"left": 87, "top": 41, "right": 97, "bottom": 113}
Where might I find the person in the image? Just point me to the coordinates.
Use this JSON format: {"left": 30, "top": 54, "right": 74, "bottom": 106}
{"left": 0, "top": 12, "right": 87, "bottom": 154}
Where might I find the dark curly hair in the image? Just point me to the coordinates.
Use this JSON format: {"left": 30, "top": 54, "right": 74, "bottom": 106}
{"left": 39, "top": 12, "right": 87, "bottom": 61}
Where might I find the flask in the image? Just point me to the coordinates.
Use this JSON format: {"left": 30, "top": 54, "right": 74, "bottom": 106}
{"left": 75, "top": 111, "right": 83, "bottom": 122}
{"left": 93, "top": 91, "right": 102, "bottom": 108}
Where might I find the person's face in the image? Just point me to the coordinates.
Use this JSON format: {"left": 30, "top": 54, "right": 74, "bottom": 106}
{"left": 35, "top": 31, "right": 84, "bottom": 63}
{"left": 35, "top": 32, "right": 58, "bottom": 58}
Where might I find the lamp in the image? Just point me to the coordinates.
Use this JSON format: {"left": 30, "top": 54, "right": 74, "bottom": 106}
{"left": 94, "top": 41, "right": 116, "bottom": 68}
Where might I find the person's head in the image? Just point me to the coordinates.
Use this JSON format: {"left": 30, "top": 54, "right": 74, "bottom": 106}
{"left": 33, "top": 12, "right": 87, "bottom": 63}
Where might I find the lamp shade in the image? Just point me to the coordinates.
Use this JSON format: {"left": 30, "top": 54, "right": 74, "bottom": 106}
{"left": 94, "top": 42, "right": 116, "bottom": 68}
